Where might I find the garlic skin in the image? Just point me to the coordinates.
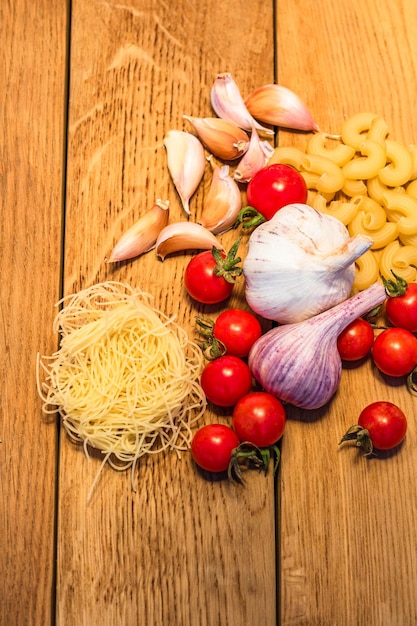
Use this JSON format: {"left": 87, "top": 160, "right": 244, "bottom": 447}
{"left": 243, "top": 203, "right": 373, "bottom": 324}
{"left": 249, "top": 282, "right": 387, "bottom": 410}
{"left": 233, "top": 126, "right": 275, "bottom": 183}
{"left": 106, "top": 199, "right": 170, "bottom": 263}
{"left": 210, "top": 73, "right": 274, "bottom": 136}
{"left": 200, "top": 159, "right": 242, "bottom": 234}
{"left": 245, "top": 84, "right": 320, "bottom": 132}
{"left": 155, "top": 221, "right": 224, "bottom": 260}
{"left": 183, "top": 116, "right": 249, "bottom": 161}
{"left": 163, "top": 130, "right": 206, "bottom": 214}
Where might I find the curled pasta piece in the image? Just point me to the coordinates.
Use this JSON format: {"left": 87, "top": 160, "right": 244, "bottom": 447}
{"left": 406, "top": 178, "right": 417, "bottom": 200}
{"left": 307, "top": 133, "right": 355, "bottom": 166}
{"left": 351, "top": 195, "right": 388, "bottom": 229}
{"left": 379, "top": 240, "right": 417, "bottom": 282}
{"left": 378, "top": 140, "right": 413, "bottom": 186}
{"left": 342, "top": 140, "right": 386, "bottom": 180}
{"left": 352, "top": 250, "right": 380, "bottom": 291}
{"left": 407, "top": 144, "right": 417, "bottom": 180}
{"left": 341, "top": 112, "right": 380, "bottom": 149}
{"left": 366, "top": 176, "right": 405, "bottom": 204}
{"left": 342, "top": 178, "right": 367, "bottom": 197}
{"left": 382, "top": 190, "right": 417, "bottom": 235}
{"left": 399, "top": 232, "right": 417, "bottom": 247}
{"left": 349, "top": 215, "right": 398, "bottom": 250}
{"left": 366, "top": 115, "right": 390, "bottom": 146}
{"left": 301, "top": 154, "right": 344, "bottom": 194}
{"left": 268, "top": 146, "right": 306, "bottom": 169}
{"left": 315, "top": 197, "right": 358, "bottom": 225}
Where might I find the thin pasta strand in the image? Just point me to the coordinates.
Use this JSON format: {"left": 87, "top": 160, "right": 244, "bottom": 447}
{"left": 37, "top": 281, "right": 207, "bottom": 495}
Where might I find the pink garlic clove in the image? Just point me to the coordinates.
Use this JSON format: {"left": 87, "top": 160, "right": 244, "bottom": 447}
{"left": 200, "top": 158, "right": 242, "bottom": 234}
{"left": 210, "top": 72, "right": 274, "bottom": 136}
{"left": 245, "top": 84, "right": 320, "bottom": 133}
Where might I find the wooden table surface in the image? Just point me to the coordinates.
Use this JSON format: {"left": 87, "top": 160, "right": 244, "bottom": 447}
{"left": 2, "top": 1, "right": 417, "bottom": 624}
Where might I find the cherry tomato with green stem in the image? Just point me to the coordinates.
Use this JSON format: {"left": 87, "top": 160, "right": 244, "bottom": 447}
{"left": 232, "top": 392, "right": 286, "bottom": 448}
{"left": 372, "top": 327, "right": 417, "bottom": 377}
{"left": 191, "top": 424, "right": 240, "bottom": 473}
{"left": 340, "top": 401, "right": 407, "bottom": 454}
{"left": 214, "top": 309, "right": 262, "bottom": 358}
{"left": 184, "top": 241, "right": 242, "bottom": 305}
{"left": 196, "top": 309, "right": 262, "bottom": 359}
{"left": 386, "top": 282, "right": 417, "bottom": 332}
{"left": 200, "top": 355, "right": 252, "bottom": 407}
{"left": 337, "top": 317, "right": 374, "bottom": 361}
{"left": 245, "top": 164, "right": 308, "bottom": 222}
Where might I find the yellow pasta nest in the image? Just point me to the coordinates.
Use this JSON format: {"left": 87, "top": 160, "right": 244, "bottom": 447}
{"left": 269, "top": 111, "right": 417, "bottom": 291}
{"left": 37, "top": 281, "right": 207, "bottom": 492}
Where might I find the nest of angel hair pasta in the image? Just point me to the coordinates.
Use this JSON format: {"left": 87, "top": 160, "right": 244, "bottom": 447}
{"left": 36, "top": 281, "right": 207, "bottom": 490}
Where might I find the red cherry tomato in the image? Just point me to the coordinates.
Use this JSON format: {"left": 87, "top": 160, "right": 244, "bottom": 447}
{"left": 200, "top": 355, "right": 252, "bottom": 407}
{"left": 184, "top": 250, "right": 234, "bottom": 304}
{"left": 372, "top": 327, "right": 417, "bottom": 377}
{"left": 213, "top": 309, "right": 262, "bottom": 358}
{"left": 191, "top": 424, "right": 240, "bottom": 473}
{"left": 386, "top": 282, "right": 417, "bottom": 332}
{"left": 358, "top": 401, "right": 407, "bottom": 450}
{"left": 232, "top": 392, "right": 286, "bottom": 448}
{"left": 337, "top": 318, "right": 374, "bottom": 361}
{"left": 246, "top": 163, "right": 308, "bottom": 220}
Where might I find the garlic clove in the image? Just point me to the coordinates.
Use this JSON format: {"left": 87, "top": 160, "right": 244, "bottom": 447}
{"left": 245, "top": 84, "right": 320, "bottom": 133}
{"left": 200, "top": 157, "right": 242, "bottom": 234}
{"left": 183, "top": 115, "right": 249, "bottom": 161}
{"left": 163, "top": 130, "right": 206, "bottom": 215}
{"left": 106, "top": 199, "right": 170, "bottom": 263}
{"left": 155, "top": 221, "right": 224, "bottom": 260}
{"left": 233, "top": 126, "right": 275, "bottom": 183}
{"left": 210, "top": 72, "right": 274, "bottom": 136}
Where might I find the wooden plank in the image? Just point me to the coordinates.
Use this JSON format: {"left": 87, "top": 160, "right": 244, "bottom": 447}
{"left": 57, "top": 1, "right": 276, "bottom": 624}
{"left": 276, "top": 1, "right": 417, "bottom": 624}
{"left": 0, "top": 1, "right": 67, "bottom": 624}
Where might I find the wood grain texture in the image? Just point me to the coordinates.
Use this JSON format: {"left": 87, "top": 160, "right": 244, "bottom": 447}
{"left": 5, "top": 0, "right": 417, "bottom": 624}
{"left": 0, "top": 1, "right": 67, "bottom": 624}
{"left": 277, "top": 1, "right": 417, "bottom": 624}
{"left": 57, "top": 1, "right": 276, "bottom": 624}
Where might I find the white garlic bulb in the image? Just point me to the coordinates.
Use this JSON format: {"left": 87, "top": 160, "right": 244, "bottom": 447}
{"left": 243, "top": 203, "right": 373, "bottom": 324}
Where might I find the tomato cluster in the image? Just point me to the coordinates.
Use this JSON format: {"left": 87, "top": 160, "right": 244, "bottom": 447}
{"left": 190, "top": 308, "right": 286, "bottom": 479}
{"left": 337, "top": 282, "right": 417, "bottom": 381}
{"left": 182, "top": 162, "right": 416, "bottom": 477}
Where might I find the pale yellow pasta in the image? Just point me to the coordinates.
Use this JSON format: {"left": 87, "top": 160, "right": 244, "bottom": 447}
{"left": 407, "top": 144, "right": 417, "bottom": 179}
{"left": 300, "top": 154, "right": 345, "bottom": 194}
{"left": 351, "top": 195, "right": 388, "bottom": 229}
{"left": 406, "top": 178, "right": 417, "bottom": 199}
{"left": 341, "top": 112, "right": 380, "bottom": 149}
{"left": 379, "top": 240, "right": 417, "bottom": 282}
{"left": 353, "top": 250, "right": 380, "bottom": 291}
{"left": 342, "top": 140, "right": 386, "bottom": 180}
{"left": 399, "top": 232, "right": 417, "bottom": 247}
{"left": 366, "top": 115, "right": 390, "bottom": 146}
{"left": 313, "top": 196, "right": 358, "bottom": 225}
{"left": 307, "top": 133, "right": 355, "bottom": 166}
{"left": 366, "top": 176, "right": 405, "bottom": 204}
{"left": 378, "top": 140, "right": 413, "bottom": 186}
{"left": 266, "top": 111, "right": 417, "bottom": 290}
{"left": 341, "top": 178, "right": 367, "bottom": 197}
{"left": 348, "top": 214, "right": 398, "bottom": 249}
{"left": 382, "top": 190, "right": 417, "bottom": 235}
{"left": 268, "top": 146, "right": 306, "bottom": 169}
{"left": 36, "top": 281, "right": 207, "bottom": 495}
